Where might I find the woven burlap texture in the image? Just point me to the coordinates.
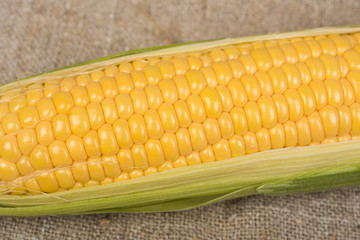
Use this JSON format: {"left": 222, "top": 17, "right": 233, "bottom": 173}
{"left": 0, "top": 0, "right": 360, "bottom": 239}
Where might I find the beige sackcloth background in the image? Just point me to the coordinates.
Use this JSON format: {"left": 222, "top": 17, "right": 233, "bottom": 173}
{"left": 0, "top": 0, "right": 360, "bottom": 239}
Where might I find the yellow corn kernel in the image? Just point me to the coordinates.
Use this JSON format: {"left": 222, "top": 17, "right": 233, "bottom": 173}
{"left": 157, "top": 61, "right": 175, "bottom": 79}
{"left": 60, "top": 78, "right": 76, "bottom": 92}
{"left": 142, "top": 65, "right": 162, "bottom": 84}
{"left": 185, "top": 152, "right": 202, "bottom": 166}
{"left": 159, "top": 79, "right": 178, "bottom": 104}
{"left": 174, "top": 100, "right": 192, "bottom": 128}
{"left": 338, "top": 105, "right": 351, "bottom": 136}
{"left": 173, "top": 156, "right": 188, "bottom": 168}
{"left": 130, "top": 89, "right": 148, "bottom": 115}
{"left": 44, "top": 80, "right": 59, "bottom": 98}
{"left": 186, "top": 95, "right": 206, "bottom": 123}
{"left": 202, "top": 118, "right": 221, "bottom": 144}
{"left": 319, "top": 105, "right": 339, "bottom": 138}
{"left": 100, "top": 77, "right": 118, "bottom": 98}
{"left": 330, "top": 35, "right": 351, "bottom": 55}
{"left": 144, "top": 110, "right": 164, "bottom": 139}
{"left": 160, "top": 133, "right": 179, "bottom": 162}
{"left": 71, "top": 162, "right": 90, "bottom": 182}
{"left": 250, "top": 48, "right": 272, "bottom": 71}
{"left": 296, "top": 62, "right": 312, "bottom": 85}
{"left": 119, "top": 62, "right": 134, "bottom": 73}
{"left": 340, "top": 79, "right": 355, "bottom": 106}
{"left": 337, "top": 56, "right": 349, "bottom": 78}
{"left": 98, "top": 124, "right": 119, "bottom": 155}
{"left": 272, "top": 94, "right": 289, "bottom": 123}
{"left": 343, "top": 50, "right": 360, "bottom": 70}
{"left": 16, "top": 156, "right": 35, "bottom": 176}
{"left": 297, "top": 84, "right": 316, "bottom": 115}
{"left": 244, "top": 101, "right": 261, "bottom": 132}
{"left": 52, "top": 91, "right": 74, "bottom": 113}
{"left": 241, "top": 75, "right": 261, "bottom": 101}
{"left": 212, "top": 62, "right": 233, "bottom": 85}
{"left": 324, "top": 79, "right": 344, "bottom": 108}
{"left": 48, "top": 140, "right": 72, "bottom": 167}
{"left": 269, "top": 123, "right": 285, "bottom": 149}
{"left": 76, "top": 74, "right": 90, "bottom": 86}
{"left": 30, "top": 145, "right": 52, "bottom": 170}
{"left": 291, "top": 40, "right": 311, "bottom": 61}
{"left": 230, "top": 107, "right": 248, "bottom": 135}
{"left": 228, "top": 59, "right": 245, "bottom": 79}
{"left": 36, "top": 171, "right": 59, "bottom": 193}
{"left": 66, "top": 135, "right": 87, "bottom": 162}
{"left": 188, "top": 123, "right": 207, "bottom": 151}
{"left": 83, "top": 130, "right": 101, "bottom": 158}
{"left": 320, "top": 54, "right": 340, "bottom": 80}
{"left": 36, "top": 121, "right": 54, "bottom": 146}
{"left": 145, "top": 139, "right": 165, "bottom": 167}
{"left": 257, "top": 96, "right": 277, "bottom": 128}
{"left": 227, "top": 79, "right": 248, "bottom": 108}
{"left": 128, "top": 114, "right": 148, "bottom": 144}
{"left": 176, "top": 128, "right": 192, "bottom": 156}
{"left": 90, "top": 71, "right": 105, "bottom": 82}
{"left": 17, "top": 129, "right": 37, "bottom": 156}
{"left": 346, "top": 71, "right": 360, "bottom": 102}
{"left": 171, "top": 57, "right": 189, "bottom": 75}
{"left": 87, "top": 158, "right": 105, "bottom": 181}
{"left": 283, "top": 121, "right": 297, "bottom": 147}
{"left": 114, "top": 72, "right": 134, "bottom": 94}
{"left": 68, "top": 106, "right": 90, "bottom": 137}
{"left": 187, "top": 56, "right": 203, "bottom": 70}
{"left": 117, "top": 149, "right": 134, "bottom": 172}
{"left": 279, "top": 43, "right": 298, "bottom": 64}
{"left": 102, "top": 155, "right": 121, "bottom": 178}
{"left": 243, "top": 132, "right": 259, "bottom": 154}
{"left": 36, "top": 98, "right": 56, "bottom": 121}
{"left": 224, "top": 47, "right": 240, "bottom": 59}
{"left": 7, "top": 93, "right": 26, "bottom": 113}
{"left": 0, "top": 159, "right": 19, "bottom": 181}
{"left": 239, "top": 55, "right": 257, "bottom": 74}
{"left": 2, "top": 113, "right": 21, "bottom": 134}
{"left": 18, "top": 105, "right": 39, "bottom": 128}
{"left": 281, "top": 63, "right": 301, "bottom": 89}
{"left": 268, "top": 67, "right": 288, "bottom": 94}
{"left": 218, "top": 112, "right": 234, "bottom": 139}
{"left": 317, "top": 37, "right": 337, "bottom": 55}
{"left": 307, "top": 111, "right": 325, "bottom": 143}
{"left": 305, "top": 58, "right": 325, "bottom": 81}
{"left": 254, "top": 71, "right": 273, "bottom": 96}
{"left": 284, "top": 89, "right": 303, "bottom": 122}
{"left": 115, "top": 94, "right": 134, "bottom": 119}
{"left": 200, "top": 67, "right": 218, "bottom": 88}
{"left": 101, "top": 98, "right": 118, "bottom": 124}
{"left": 200, "top": 55, "right": 213, "bottom": 67}
{"left": 144, "top": 167, "right": 158, "bottom": 176}
{"left": 255, "top": 128, "right": 271, "bottom": 152}
{"left": 158, "top": 103, "right": 179, "bottom": 133}
{"left": 86, "top": 103, "right": 105, "bottom": 130}
{"left": 55, "top": 168, "right": 75, "bottom": 189}
{"left": 296, "top": 116, "right": 311, "bottom": 146}
{"left": 309, "top": 80, "right": 328, "bottom": 110}
{"left": 131, "top": 145, "right": 148, "bottom": 170}
{"left": 267, "top": 46, "right": 286, "bottom": 67}
{"left": 350, "top": 103, "right": 360, "bottom": 135}
{"left": 216, "top": 85, "right": 233, "bottom": 112}
{"left": 52, "top": 114, "right": 71, "bottom": 141}
{"left": 213, "top": 139, "right": 231, "bottom": 161}
{"left": 185, "top": 70, "right": 207, "bottom": 94}
{"left": 26, "top": 84, "right": 44, "bottom": 105}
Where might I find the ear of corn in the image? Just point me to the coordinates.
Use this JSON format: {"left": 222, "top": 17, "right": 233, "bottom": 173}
{"left": 0, "top": 26, "right": 360, "bottom": 216}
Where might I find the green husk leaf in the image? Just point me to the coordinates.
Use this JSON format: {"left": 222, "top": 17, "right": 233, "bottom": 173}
{"left": 0, "top": 26, "right": 360, "bottom": 216}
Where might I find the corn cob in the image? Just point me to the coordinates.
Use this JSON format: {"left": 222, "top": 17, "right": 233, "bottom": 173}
{"left": 0, "top": 26, "right": 360, "bottom": 216}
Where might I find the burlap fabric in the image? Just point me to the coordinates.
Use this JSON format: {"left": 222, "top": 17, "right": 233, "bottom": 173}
{"left": 0, "top": 0, "right": 360, "bottom": 239}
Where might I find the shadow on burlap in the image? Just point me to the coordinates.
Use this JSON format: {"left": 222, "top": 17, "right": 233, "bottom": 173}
{"left": 0, "top": 0, "right": 359, "bottom": 239}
